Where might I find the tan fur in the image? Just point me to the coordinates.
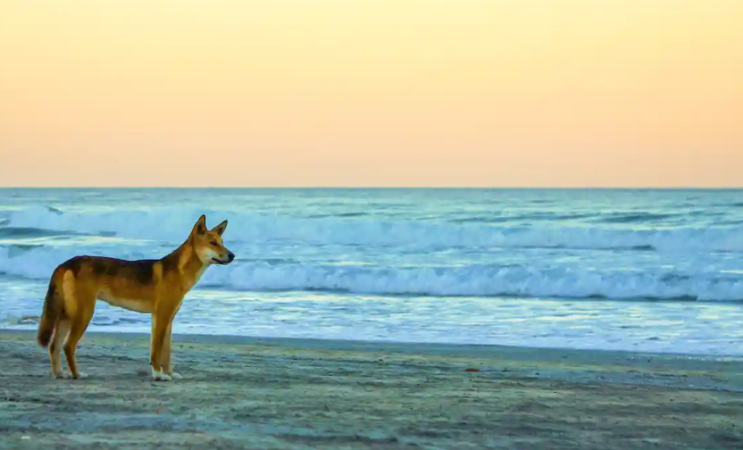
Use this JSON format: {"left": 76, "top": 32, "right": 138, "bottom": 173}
{"left": 36, "top": 215, "right": 234, "bottom": 381}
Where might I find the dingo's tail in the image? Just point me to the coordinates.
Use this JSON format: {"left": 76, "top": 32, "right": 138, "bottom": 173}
{"left": 37, "top": 276, "right": 64, "bottom": 348}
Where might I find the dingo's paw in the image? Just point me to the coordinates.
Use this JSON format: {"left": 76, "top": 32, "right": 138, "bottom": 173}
{"left": 151, "top": 368, "right": 172, "bottom": 382}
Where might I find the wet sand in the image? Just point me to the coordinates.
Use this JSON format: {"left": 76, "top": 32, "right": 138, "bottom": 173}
{"left": 1, "top": 329, "right": 742, "bottom": 449}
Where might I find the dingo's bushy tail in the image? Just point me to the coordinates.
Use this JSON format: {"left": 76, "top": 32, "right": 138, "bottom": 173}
{"left": 37, "top": 275, "right": 64, "bottom": 348}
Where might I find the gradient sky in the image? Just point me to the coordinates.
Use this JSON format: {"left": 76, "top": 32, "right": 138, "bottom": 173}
{"left": 1, "top": 0, "right": 741, "bottom": 187}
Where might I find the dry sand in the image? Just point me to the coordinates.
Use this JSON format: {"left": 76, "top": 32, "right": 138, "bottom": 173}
{"left": 1, "top": 329, "right": 742, "bottom": 449}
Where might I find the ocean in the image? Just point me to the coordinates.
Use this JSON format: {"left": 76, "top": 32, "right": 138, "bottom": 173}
{"left": 1, "top": 188, "right": 742, "bottom": 355}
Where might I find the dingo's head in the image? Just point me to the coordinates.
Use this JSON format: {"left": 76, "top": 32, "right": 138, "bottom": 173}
{"left": 190, "top": 215, "right": 235, "bottom": 265}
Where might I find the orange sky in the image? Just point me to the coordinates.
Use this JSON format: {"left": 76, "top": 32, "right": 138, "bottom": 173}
{"left": 1, "top": 0, "right": 741, "bottom": 187}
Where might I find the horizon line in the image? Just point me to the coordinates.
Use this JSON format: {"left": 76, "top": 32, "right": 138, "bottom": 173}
{"left": 1, "top": 186, "right": 742, "bottom": 190}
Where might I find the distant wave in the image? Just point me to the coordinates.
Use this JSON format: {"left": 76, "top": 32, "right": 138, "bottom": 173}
{"left": 449, "top": 212, "right": 595, "bottom": 223}
{"left": 3, "top": 205, "right": 743, "bottom": 252}
{"left": 307, "top": 212, "right": 369, "bottom": 219}
{"left": 449, "top": 215, "right": 511, "bottom": 224}
{"left": 592, "top": 212, "right": 678, "bottom": 224}
{"left": 0, "top": 226, "right": 67, "bottom": 239}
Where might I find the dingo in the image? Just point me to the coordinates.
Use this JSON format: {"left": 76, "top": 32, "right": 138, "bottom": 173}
{"left": 36, "top": 215, "right": 235, "bottom": 381}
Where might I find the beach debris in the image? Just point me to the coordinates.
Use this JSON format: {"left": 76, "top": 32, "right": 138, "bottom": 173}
{"left": 17, "top": 316, "right": 40, "bottom": 324}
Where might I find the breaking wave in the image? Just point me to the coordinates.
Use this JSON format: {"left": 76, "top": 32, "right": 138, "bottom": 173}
{"left": 1, "top": 244, "right": 742, "bottom": 302}
{"left": 1, "top": 204, "right": 742, "bottom": 302}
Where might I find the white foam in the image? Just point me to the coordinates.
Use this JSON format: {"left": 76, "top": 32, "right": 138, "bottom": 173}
{"left": 203, "top": 262, "right": 743, "bottom": 301}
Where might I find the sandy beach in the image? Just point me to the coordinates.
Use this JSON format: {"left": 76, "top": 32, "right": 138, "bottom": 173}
{"left": 1, "top": 330, "right": 742, "bottom": 449}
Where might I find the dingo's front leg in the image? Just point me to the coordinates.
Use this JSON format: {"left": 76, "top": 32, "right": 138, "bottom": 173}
{"left": 150, "top": 299, "right": 182, "bottom": 381}
{"left": 161, "top": 323, "right": 182, "bottom": 379}
{"left": 150, "top": 318, "right": 170, "bottom": 381}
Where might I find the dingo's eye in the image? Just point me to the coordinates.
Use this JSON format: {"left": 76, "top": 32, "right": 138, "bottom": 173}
{"left": 210, "top": 241, "right": 219, "bottom": 247}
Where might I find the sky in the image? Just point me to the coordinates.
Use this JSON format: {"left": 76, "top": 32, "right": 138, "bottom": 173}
{"left": 1, "top": 0, "right": 741, "bottom": 187}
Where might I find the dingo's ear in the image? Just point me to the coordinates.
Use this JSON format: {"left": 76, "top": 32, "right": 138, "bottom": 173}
{"left": 193, "top": 215, "right": 207, "bottom": 235}
{"left": 212, "top": 220, "right": 228, "bottom": 236}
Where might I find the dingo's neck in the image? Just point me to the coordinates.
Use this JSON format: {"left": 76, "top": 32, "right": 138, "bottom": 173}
{"left": 161, "top": 233, "right": 210, "bottom": 284}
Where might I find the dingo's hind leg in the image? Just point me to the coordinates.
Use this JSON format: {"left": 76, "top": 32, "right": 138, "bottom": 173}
{"left": 49, "top": 320, "right": 71, "bottom": 378}
{"left": 63, "top": 291, "right": 95, "bottom": 380}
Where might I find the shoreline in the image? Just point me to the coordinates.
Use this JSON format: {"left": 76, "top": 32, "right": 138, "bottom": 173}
{"left": 5, "top": 324, "right": 743, "bottom": 360}
{"left": 2, "top": 329, "right": 742, "bottom": 449}
{"left": 6, "top": 326, "right": 743, "bottom": 360}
